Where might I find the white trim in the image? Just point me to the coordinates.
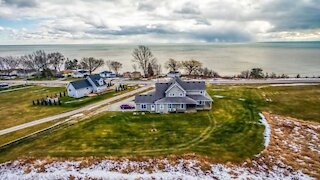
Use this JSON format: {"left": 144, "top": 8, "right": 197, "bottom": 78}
{"left": 140, "top": 104, "right": 147, "bottom": 109}
{"left": 165, "top": 82, "right": 186, "bottom": 94}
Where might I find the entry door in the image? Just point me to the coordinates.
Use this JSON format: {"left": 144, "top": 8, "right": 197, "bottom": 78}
{"left": 151, "top": 105, "right": 155, "bottom": 111}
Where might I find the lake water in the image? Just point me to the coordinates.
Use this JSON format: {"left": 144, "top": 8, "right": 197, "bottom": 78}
{"left": 0, "top": 42, "right": 320, "bottom": 76}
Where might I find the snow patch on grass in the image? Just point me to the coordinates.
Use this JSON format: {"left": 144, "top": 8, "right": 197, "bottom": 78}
{"left": 0, "top": 159, "right": 313, "bottom": 180}
{"left": 259, "top": 113, "right": 271, "bottom": 147}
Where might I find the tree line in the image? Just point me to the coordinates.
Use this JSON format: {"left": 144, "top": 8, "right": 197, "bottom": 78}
{"left": 0, "top": 50, "right": 122, "bottom": 78}
{"left": 237, "top": 68, "right": 294, "bottom": 79}
{"left": 131, "top": 45, "right": 219, "bottom": 78}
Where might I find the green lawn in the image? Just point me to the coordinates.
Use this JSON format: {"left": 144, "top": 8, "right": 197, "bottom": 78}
{"left": 0, "top": 84, "right": 319, "bottom": 163}
{"left": 0, "top": 85, "right": 137, "bottom": 130}
{"left": 0, "top": 84, "right": 32, "bottom": 92}
{"left": 261, "top": 85, "right": 320, "bottom": 122}
{"left": 0, "top": 84, "right": 266, "bottom": 163}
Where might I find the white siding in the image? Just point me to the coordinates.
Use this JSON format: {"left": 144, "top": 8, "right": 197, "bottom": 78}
{"left": 166, "top": 84, "right": 186, "bottom": 97}
{"left": 67, "top": 83, "right": 93, "bottom": 98}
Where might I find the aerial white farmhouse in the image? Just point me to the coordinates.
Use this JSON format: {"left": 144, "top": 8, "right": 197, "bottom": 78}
{"left": 67, "top": 74, "right": 107, "bottom": 98}
{"left": 135, "top": 77, "right": 212, "bottom": 113}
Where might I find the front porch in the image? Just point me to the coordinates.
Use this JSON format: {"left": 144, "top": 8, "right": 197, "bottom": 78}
{"left": 196, "top": 101, "right": 212, "bottom": 110}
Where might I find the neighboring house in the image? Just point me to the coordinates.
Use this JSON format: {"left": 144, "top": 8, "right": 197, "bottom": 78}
{"left": 67, "top": 74, "right": 107, "bottom": 98}
{"left": 167, "top": 71, "right": 181, "bottom": 78}
{"left": 72, "top": 69, "right": 89, "bottom": 78}
{"left": 62, "top": 69, "right": 74, "bottom": 77}
{"left": 135, "top": 77, "right": 212, "bottom": 113}
{"left": 131, "top": 71, "right": 142, "bottom": 79}
{"left": 0, "top": 69, "right": 36, "bottom": 79}
{"left": 100, "top": 71, "right": 116, "bottom": 78}
{"left": 122, "top": 72, "right": 131, "bottom": 78}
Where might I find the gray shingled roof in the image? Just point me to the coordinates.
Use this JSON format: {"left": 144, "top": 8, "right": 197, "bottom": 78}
{"left": 135, "top": 93, "right": 155, "bottom": 103}
{"left": 135, "top": 77, "right": 207, "bottom": 104}
{"left": 70, "top": 79, "right": 92, "bottom": 89}
{"left": 88, "top": 74, "right": 105, "bottom": 87}
{"left": 187, "top": 95, "right": 212, "bottom": 101}
{"left": 173, "top": 77, "right": 206, "bottom": 90}
{"left": 155, "top": 97, "right": 197, "bottom": 104}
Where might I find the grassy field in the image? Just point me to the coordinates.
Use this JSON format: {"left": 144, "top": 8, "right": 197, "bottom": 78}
{"left": 0, "top": 84, "right": 32, "bottom": 92}
{"left": 0, "top": 84, "right": 266, "bottom": 163}
{"left": 0, "top": 84, "right": 319, "bottom": 163}
{"left": 261, "top": 85, "right": 320, "bottom": 122}
{"left": 0, "top": 85, "right": 137, "bottom": 130}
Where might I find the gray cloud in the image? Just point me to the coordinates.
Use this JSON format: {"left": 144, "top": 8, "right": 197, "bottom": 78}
{"left": 137, "top": 1, "right": 156, "bottom": 11}
{"left": 0, "top": 0, "right": 320, "bottom": 44}
{"left": 258, "top": 0, "right": 320, "bottom": 31}
{"left": 174, "top": 2, "right": 201, "bottom": 15}
{"left": 3, "top": 0, "right": 38, "bottom": 8}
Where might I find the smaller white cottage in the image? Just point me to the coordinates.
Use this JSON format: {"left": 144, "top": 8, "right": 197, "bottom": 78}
{"left": 72, "top": 69, "right": 89, "bottom": 78}
{"left": 67, "top": 74, "right": 107, "bottom": 98}
{"left": 100, "top": 71, "right": 116, "bottom": 78}
{"left": 167, "top": 71, "right": 181, "bottom": 78}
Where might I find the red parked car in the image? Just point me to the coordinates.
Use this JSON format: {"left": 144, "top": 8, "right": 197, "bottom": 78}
{"left": 120, "top": 104, "right": 135, "bottom": 109}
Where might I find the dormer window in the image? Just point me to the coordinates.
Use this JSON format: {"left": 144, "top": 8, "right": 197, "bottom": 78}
{"left": 200, "top": 91, "right": 204, "bottom": 94}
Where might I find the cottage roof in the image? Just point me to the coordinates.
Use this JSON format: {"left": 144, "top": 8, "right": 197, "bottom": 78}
{"left": 88, "top": 74, "right": 105, "bottom": 87}
{"left": 69, "top": 79, "right": 92, "bottom": 89}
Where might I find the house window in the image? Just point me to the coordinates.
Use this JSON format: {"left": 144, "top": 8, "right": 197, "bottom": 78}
{"left": 180, "top": 104, "right": 184, "bottom": 109}
{"left": 68, "top": 89, "right": 71, "bottom": 92}
{"left": 199, "top": 101, "right": 203, "bottom": 105}
{"left": 171, "top": 93, "right": 175, "bottom": 97}
{"left": 200, "top": 91, "right": 204, "bottom": 94}
{"left": 179, "top": 93, "right": 183, "bottom": 97}
{"left": 160, "top": 104, "right": 164, "bottom": 110}
{"left": 141, "top": 104, "right": 147, "bottom": 109}
{"left": 168, "top": 104, "right": 172, "bottom": 108}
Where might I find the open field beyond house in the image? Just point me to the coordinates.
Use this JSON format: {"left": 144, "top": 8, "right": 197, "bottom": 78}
{"left": 0, "top": 85, "right": 319, "bottom": 178}
{"left": 0, "top": 85, "right": 137, "bottom": 130}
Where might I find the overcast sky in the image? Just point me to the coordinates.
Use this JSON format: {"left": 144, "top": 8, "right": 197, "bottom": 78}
{"left": 0, "top": 0, "right": 319, "bottom": 44}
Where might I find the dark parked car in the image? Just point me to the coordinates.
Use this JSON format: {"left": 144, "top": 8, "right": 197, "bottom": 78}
{"left": 120, "top": 104, "right": 135, "bottom": 110}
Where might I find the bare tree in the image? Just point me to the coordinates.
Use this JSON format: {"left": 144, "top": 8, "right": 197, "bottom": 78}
{"left": 132, "top": 64, "right": 137, "bottom": 72}
{"left": 239, "top": 70, "right": 250, "bottom": 79}
{"left": 1, "top": 56, "right": 21, "bottom": 75}
{"left": 165, "top": 58, "right": 181, "bottom": 72}
{"left": 0, "top": 57, "right": 4, "bottom": 71}
{"left": 147, "top": 63, "right": 154, "bottom": 77}
{"left": 21, "top": 50, "right": 50, "bottom": 75}
{"left": 153, "top": 63, "right": 162, "bottom": 77}
{"left": 181, "top": 59, "right": 202, "bottom": 76}
{"left": 80, "top": 57, "right": 105, "bottom": 74}
{"left": 48, "top": 52, "right": 65, "bottom": 72}
{"left": 132, "top": 45, "right": 156, "bottom": 77}
{"left": 106, "top": 60, "right": 112, "bottom": 71}
{"left": 65, "top": 58, "right": 79, "bottom": 70}
{"left": 109, "top": 61, "right": 122, "bottom": 75}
